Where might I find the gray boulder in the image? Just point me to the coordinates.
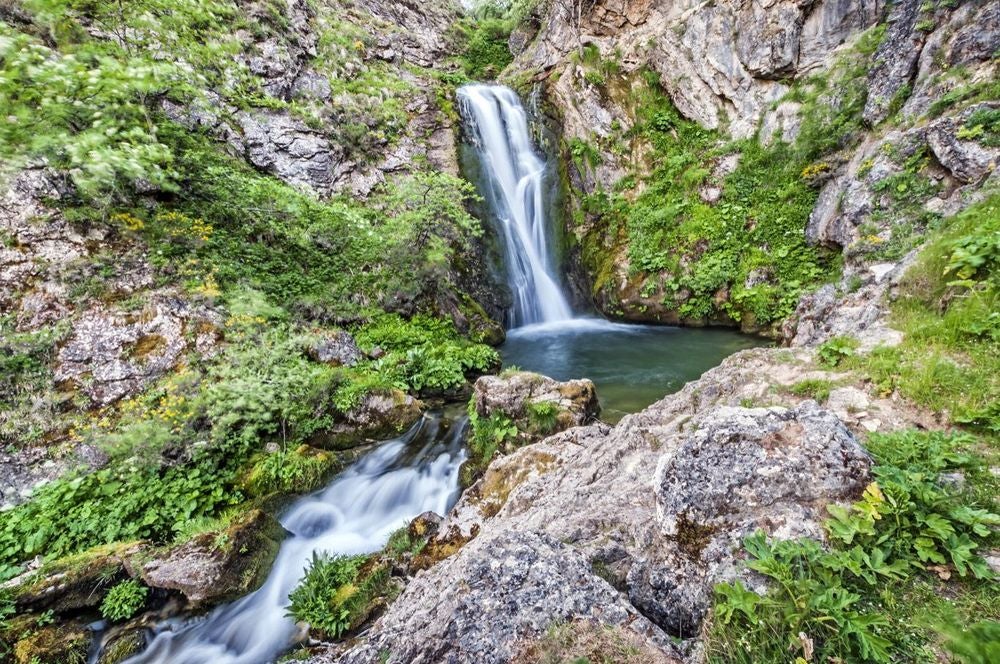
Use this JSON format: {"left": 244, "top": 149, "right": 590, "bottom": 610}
{"left": 137, "top": 509, "right": 286, "bottom": 606}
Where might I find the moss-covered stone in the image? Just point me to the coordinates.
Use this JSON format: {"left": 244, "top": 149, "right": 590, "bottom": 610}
{"left": 13, "top": 621, "right": 90, "bottom": 664}
{"left": 12, "top": 541, "right": 145, "bottom": 615}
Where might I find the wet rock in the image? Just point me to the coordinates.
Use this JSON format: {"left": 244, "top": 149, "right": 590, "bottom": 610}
{"left": 6, "top": 541, "right": 144, "bottom": 615}
{"left": 96, "top": 625, "right": 147, "bottom": 664}
{"left": 319, "top": 390, "right": 424, "bottom": 449}
{"left": 332, "top": 531, "right": 682, "bottom": 664}
{"left": 137, "top": 509, "right": 286, "bottom": 607}
{"left": 471, "top": 371, "right": 600, "bottom": 444}
{"left": 310, "top": 330, "right": 364, "bottom": 367}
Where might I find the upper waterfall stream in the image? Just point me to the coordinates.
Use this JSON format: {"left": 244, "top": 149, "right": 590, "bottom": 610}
{"left": 458, "top": 84, "right": 573, "bottom": 327}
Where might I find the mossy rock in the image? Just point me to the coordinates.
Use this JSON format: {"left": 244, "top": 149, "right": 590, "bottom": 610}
{"left": 12, "top": 540, "right": 145, "bottom": 614}
{"left": 96, "top": 625, "right": 146, "bottom": 664}
{"left": 314, "top": 389, "right": 424, "bottom": 450}
{"left": 138, "top": 508, "right": 286, "bottom": 606}
{"left": 13, "top": 621, "right": 90, "bottom": 664}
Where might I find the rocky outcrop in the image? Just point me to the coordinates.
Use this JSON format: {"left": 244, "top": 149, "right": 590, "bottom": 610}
{"left": 519, "top": 0, "right": 885, "bottom": 139}
{"left": 331, "top": 531, "right": 682, "bottom": 664}
{"left": 863, "top": 0, "right": 925, "bottom": 126}
{"left": 631, "top": 402, "right": 870, "bottom": 634}
{"left": 806, "top": 102, "right": 1000, "bottom": 260}
{"left": 55, "top": 296, "right": 222, "bottom": 406}
{"left": 309, "top": 330, "right": 365, "bottom": 367}
{"left": 318, "top": 390, "right": 424, "bottom": 449}
{"left": 471, "top": 371, "right": 600, "bottom": 444}
{"left": 137, "top": 509, "right": 286, "bottom": 606}
{"left": 318, "top": 348, "right": 895, "bottom": 662}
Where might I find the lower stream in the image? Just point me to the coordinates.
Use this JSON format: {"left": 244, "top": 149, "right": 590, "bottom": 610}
{"left": 107, "top": 411, "right": 467, "bottom": 664}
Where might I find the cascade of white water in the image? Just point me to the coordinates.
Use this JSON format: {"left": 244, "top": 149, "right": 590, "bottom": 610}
{"left": 458, "top": 84, "right": 574, "bottom": 327}
{"left": 115, "top": 415, "right": 466, "bottom": 664}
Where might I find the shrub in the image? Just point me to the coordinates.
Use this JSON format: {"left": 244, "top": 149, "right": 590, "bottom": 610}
{"left": 708, "top": 430, "right": 999, "bottom": 663}
{"left": 100, "top": 580, "right": 148, "bottom": 622}
{"left": 287, "top": 553, "right": 391, "bottom": 640}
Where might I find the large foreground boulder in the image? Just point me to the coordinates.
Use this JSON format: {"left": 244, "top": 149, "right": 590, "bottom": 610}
{"left": 320, "top": 353, "right": 873, "bottom": 662}
{"left": 334, "top": 531, "right": 681, "bottom": 664}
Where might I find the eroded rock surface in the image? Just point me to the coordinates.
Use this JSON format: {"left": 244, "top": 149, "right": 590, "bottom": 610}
{"left": 137, "top": 509, "right": 286, "bottom": 606}
{"left": 320, "top": 351, "right": 887, "bottom": 662}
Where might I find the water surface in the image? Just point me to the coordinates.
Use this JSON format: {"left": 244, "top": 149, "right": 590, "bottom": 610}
{"left": 502, "top": 319, "right": 765, "bottom": 422}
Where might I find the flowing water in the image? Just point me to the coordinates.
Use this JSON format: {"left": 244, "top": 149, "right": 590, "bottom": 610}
{"left": 457, "top": 84, "right": 573, "bottom": 326}
{"left": 105, "top": 85, "right": 761, "bottom": 664}
{"left": 458, "top": 85, "right": 764, "bottom": 418}
{"left": 111, "top": 412, "right": 467, "bottom": 664}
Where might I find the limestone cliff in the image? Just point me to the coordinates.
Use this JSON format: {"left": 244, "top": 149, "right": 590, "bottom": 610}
{"left": 503, "top": 0, "right": 999, "bottom": 334}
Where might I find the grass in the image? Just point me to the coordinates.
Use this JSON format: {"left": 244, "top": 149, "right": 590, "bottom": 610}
{"left": 845, "top": 195, "right": 1000, "bottom": 433}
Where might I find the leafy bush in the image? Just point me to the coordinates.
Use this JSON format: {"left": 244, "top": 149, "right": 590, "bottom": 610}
{"left": 709, "top": 430, "right": 999, "bottom": 663}
{"left": 100, "top": 579, "right": 148, "bottom": 622}
{"left": 817, "top": 336, "right": 859, "bottom": 367}
{"left": 287, "top": 553, "right": 391, "bottom": 640}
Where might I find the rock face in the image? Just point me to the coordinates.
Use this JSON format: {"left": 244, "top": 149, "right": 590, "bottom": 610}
{"left": 137, "top": 509, "right": 286, "bottom": 606}
{"left": 471, "top": 371, "right": 601, "bottom": 444}
{"left": 324, "top": 352, "right": 876, "bottom": 662}
{"left": 319, "top": 389, "right": 424, "bottom": 449}
{"left": 55, "top": 296, "right": 222, "bottom": 406}
{"left": 334, "top": 531, "right": 682, "bottom": 664}
{"left": 309, "top": 330, "right": 365, "bottom": 367}
{"left": 806, "top": 102, "right": 1000, "bottom": 259}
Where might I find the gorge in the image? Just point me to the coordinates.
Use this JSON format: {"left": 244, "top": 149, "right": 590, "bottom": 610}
{"left": 1, "top": 1, "right": 998, "bottom": 663}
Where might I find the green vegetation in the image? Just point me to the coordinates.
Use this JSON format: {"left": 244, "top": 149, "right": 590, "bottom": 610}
{"left": 846, "top": 195, "right": 1000, "bottom": 432}
{"left": 0, "top": 310, "right": 495, "bottom": 571}
{"left": 100, "top": 579, "right": 148, "bottom": 623}
{"left": 786, "top": 378, "right": 834, "bottom": 402}
{"left": 572, "top": 27, "right": 892, "bottom": 328}
{"left": 287, "top": 553, "right": 392, "bottom": 640}
{"left": 817, "top": 336, "right": 859, "bottom": 368}
{"left": 0, "top": 0, "right": 508, "bottom": 582}
{"left": 709, "top": 430, "right": 999, "bottom": 663}
{"left": 455, "top": 0, "right": 541, "bottom": 80}
{"left": 464, "top": 409, "right": 519, "bottom": 483}
{"left": 243, "top": 445, "right": 340, "bottom": 498}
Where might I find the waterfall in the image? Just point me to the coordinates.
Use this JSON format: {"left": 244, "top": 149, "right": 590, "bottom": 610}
{"left": 112, "top": 414, "right": 466, "bottom": 664}
{"left": 458, "top": 84, "right": 574, "bottom": 328}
